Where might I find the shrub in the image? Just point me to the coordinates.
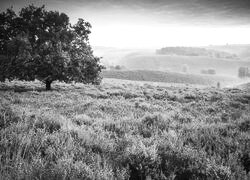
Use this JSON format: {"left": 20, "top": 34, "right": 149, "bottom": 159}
{"left": 217, "top": 82, "right": 221, "bottom": 88}
{"left": 0, "top": 103, "right": 20, "bottom": 129}
{"left": 201, "top": 69, "right": 208, "bottom": 74}
{"left": 201, "top": 69, "right": 216, "bottom": 75}
{"left": 207, "top": 69, "right": 216, "bottom": 75}
{"left": 238, "top": 67, "right": 249, "bottom": 78}
{"left": 34, "top": 114, "right": 62, "bottom": 133}
{"left": 109, "top": 65, "right": 125, "bottom": 71}
{"left": 139, "top": 113, "right": 170, "bottom": 138}
{"left": 182, "top": 64, "right": 189, "bottom": 73}
{"left": 73, "top": 114, "right": 92, "bottom": 126}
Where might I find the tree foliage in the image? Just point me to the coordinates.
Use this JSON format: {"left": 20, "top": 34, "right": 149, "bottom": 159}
{"left": 238, "top": 67, "right": 249, "bottom": 78}
{"left": 0, "top": 5, "right": 104, "bottom": 90}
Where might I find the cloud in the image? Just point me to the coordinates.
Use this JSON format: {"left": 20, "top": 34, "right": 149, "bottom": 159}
{"left": 1, "top": 0, "right": 250, "bottom": 26}
{"left": 50, "top": 0, "right": 250, "bottom": 26}
{"left": 1, "top": 0, "right": 249, "bottom": 47}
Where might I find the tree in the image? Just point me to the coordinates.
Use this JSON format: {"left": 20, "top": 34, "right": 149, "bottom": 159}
{"left": 238, "top": 67, "right": 249, "bottom": 78}
{"left": 0, "top": 5, "right": 104, "bottom": 90}
{"left": 181, "top": 64, "right": 189, "bottom": 73}
{"left": 207, "top": 69, "right": 216, "bottom": 75}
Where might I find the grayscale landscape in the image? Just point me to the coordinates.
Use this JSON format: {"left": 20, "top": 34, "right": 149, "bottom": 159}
{"left": 0, "top": 0, "right": 250, "bottom": 180}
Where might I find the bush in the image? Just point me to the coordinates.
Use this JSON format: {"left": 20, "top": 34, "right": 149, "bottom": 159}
{"left": 182, "top": 64, "right": 189, "bottom": 73}
{"left": 207, "top": 69, "right": 216, "bottom": 75}
{"left": 238, "top": 67, "right": 249, "bottom": 78}
{"left": 201, "top": 69, "right": 216, "bottom": 75}
{"left": 109, "top": 65, "right": 125, "bottom": 70}
{"left": 73, "top": 114, "right": 92, "bottom": 126}
{"left": 0, "top": 103, "right": 20, "bottom": 129}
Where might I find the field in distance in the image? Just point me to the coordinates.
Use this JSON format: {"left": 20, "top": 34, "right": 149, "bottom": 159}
{"left": 94, "top": 45, "right": 250, "bottom": 77}
{"left": 0, "top": 79, "right": 249, "bottom": 179}
{"left": 120, "top": 54, "right": 250, "bottom": 76}
{"left": 102, "top": 70, "right": 244, "bottom": 87}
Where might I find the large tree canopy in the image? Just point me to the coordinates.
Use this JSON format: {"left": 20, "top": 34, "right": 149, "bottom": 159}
{"left": 0, "top": 5, "right": 104, "bottom": 90}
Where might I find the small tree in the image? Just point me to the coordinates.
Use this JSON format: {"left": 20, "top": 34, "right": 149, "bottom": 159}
{"left": 201, "top": 69, "right": 208, "bottom": 74}
{"left": 207, "top": 69, "right": 216, "bottom": 75}
{"left": 217, "top": 82, "right": 221, "bottom": 89}
{"left": 238, "top": 67, "right": 249, "bottom": 78}
{"left": 0, "top": 5, "right": 104, "bottom": 90}
{"left": 182, "top": 64, "right": 189, "bottom": 73}
{"left": 201, "top": 69, "right": 216, "bottom": 75}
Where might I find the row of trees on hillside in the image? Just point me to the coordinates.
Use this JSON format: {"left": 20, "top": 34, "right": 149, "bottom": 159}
{"left": 0, "top": 5, "right": 104, "bottom": 90}
{"left": 156, "top": 47, "right": 238, "bottom": 59}
{"left": 201, "top": 69, "right": 216, "bottom": 75}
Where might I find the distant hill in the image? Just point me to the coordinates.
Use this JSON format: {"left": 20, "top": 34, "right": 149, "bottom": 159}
{"left": 92, "top": 45, "right": 250, "bottom": 77}
{"left": 205, "top": 44, "right": 250, "bottom": 60}
{"left": 92, "top": 46, "right": 153, "bottom": 66}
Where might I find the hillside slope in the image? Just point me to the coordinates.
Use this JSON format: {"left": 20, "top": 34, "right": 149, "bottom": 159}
{"left": 237, "top": 82, "right": 250, "bottom": 91}
{"left": 102, "top": 70, "right": 239, "bottom": 87}
{"left": 0, "top": 80, "right": 249, "bottom": 179}
{"left": 121, "top": 54, "right": 250, "bottom": 76}
{"left": 206, "top": 44, "right": 250, "bottom": 59}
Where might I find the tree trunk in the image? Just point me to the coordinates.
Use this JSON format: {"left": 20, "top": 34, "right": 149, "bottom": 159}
{"left": 45, "top": 80, "right": 52, "bottom": 90}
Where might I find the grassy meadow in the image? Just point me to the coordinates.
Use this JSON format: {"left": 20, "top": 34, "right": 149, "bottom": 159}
{"left": 0, "top": 79, "right": 250, "bottom": 180}
{"left": 102, "top": 70, "right": 241, "bottom": 87}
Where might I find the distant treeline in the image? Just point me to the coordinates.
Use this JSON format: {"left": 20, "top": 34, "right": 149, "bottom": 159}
{"left": 108, "top": 65, "right": 126, "bottom": 71}
{"left": 156, "top": 47, "right": 238, "bottom": 59}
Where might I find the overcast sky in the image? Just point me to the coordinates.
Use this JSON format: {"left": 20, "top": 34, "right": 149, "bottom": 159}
{"left": 1, "top": 0, "right": 250, "bottom": 48}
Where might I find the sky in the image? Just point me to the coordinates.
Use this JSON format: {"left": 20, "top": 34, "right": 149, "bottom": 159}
{"left": 1, "top": 0, "right": 250, "bottom": 48}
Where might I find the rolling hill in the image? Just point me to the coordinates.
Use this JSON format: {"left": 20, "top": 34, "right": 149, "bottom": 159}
{"left": 93, "top": 45, "right": 250, "bottom": 77}
{"left": 119, "top": 54, "right": 250, "bottom": 76}
{"left": 102, "top": 70, "right": 240, "bottom": 87}
{"left": 0, "top": 80, "right": 249, "bottom": 179}
{"left": 92, "top": 46, "right": 153, "bottom": 66}
{"left": 237, "top": 82, "right": 250, "bottom": 91}
{"left": 206, "top": 44, "right": 250, "bottom": 59}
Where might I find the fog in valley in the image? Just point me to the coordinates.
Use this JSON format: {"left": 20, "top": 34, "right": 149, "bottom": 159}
{"left": 2, "top": 0, "right": 250, "bottom": 87}
{"left": 1, "top": 1, "right": 250, "bottom": 179}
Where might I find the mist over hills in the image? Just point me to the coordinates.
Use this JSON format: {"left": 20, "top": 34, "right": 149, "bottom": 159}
{"left": 94, "top": 44, "right": 250, "bottom": 77}
{"left": 206, "top": 44, "right": 250, "bottom": 59}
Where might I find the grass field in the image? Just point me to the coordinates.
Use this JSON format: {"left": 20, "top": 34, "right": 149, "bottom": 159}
{"left": 0, "top": 79, "right": 250, "bottom": 180}
{"left": 120, "top": 54, "right": 250, "bottom": 76}
{"left": 237, "top": 82, "right": 250, "bottom": 91}
{"left": 102, "top": 70, "right": 241, "bottom": 87}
